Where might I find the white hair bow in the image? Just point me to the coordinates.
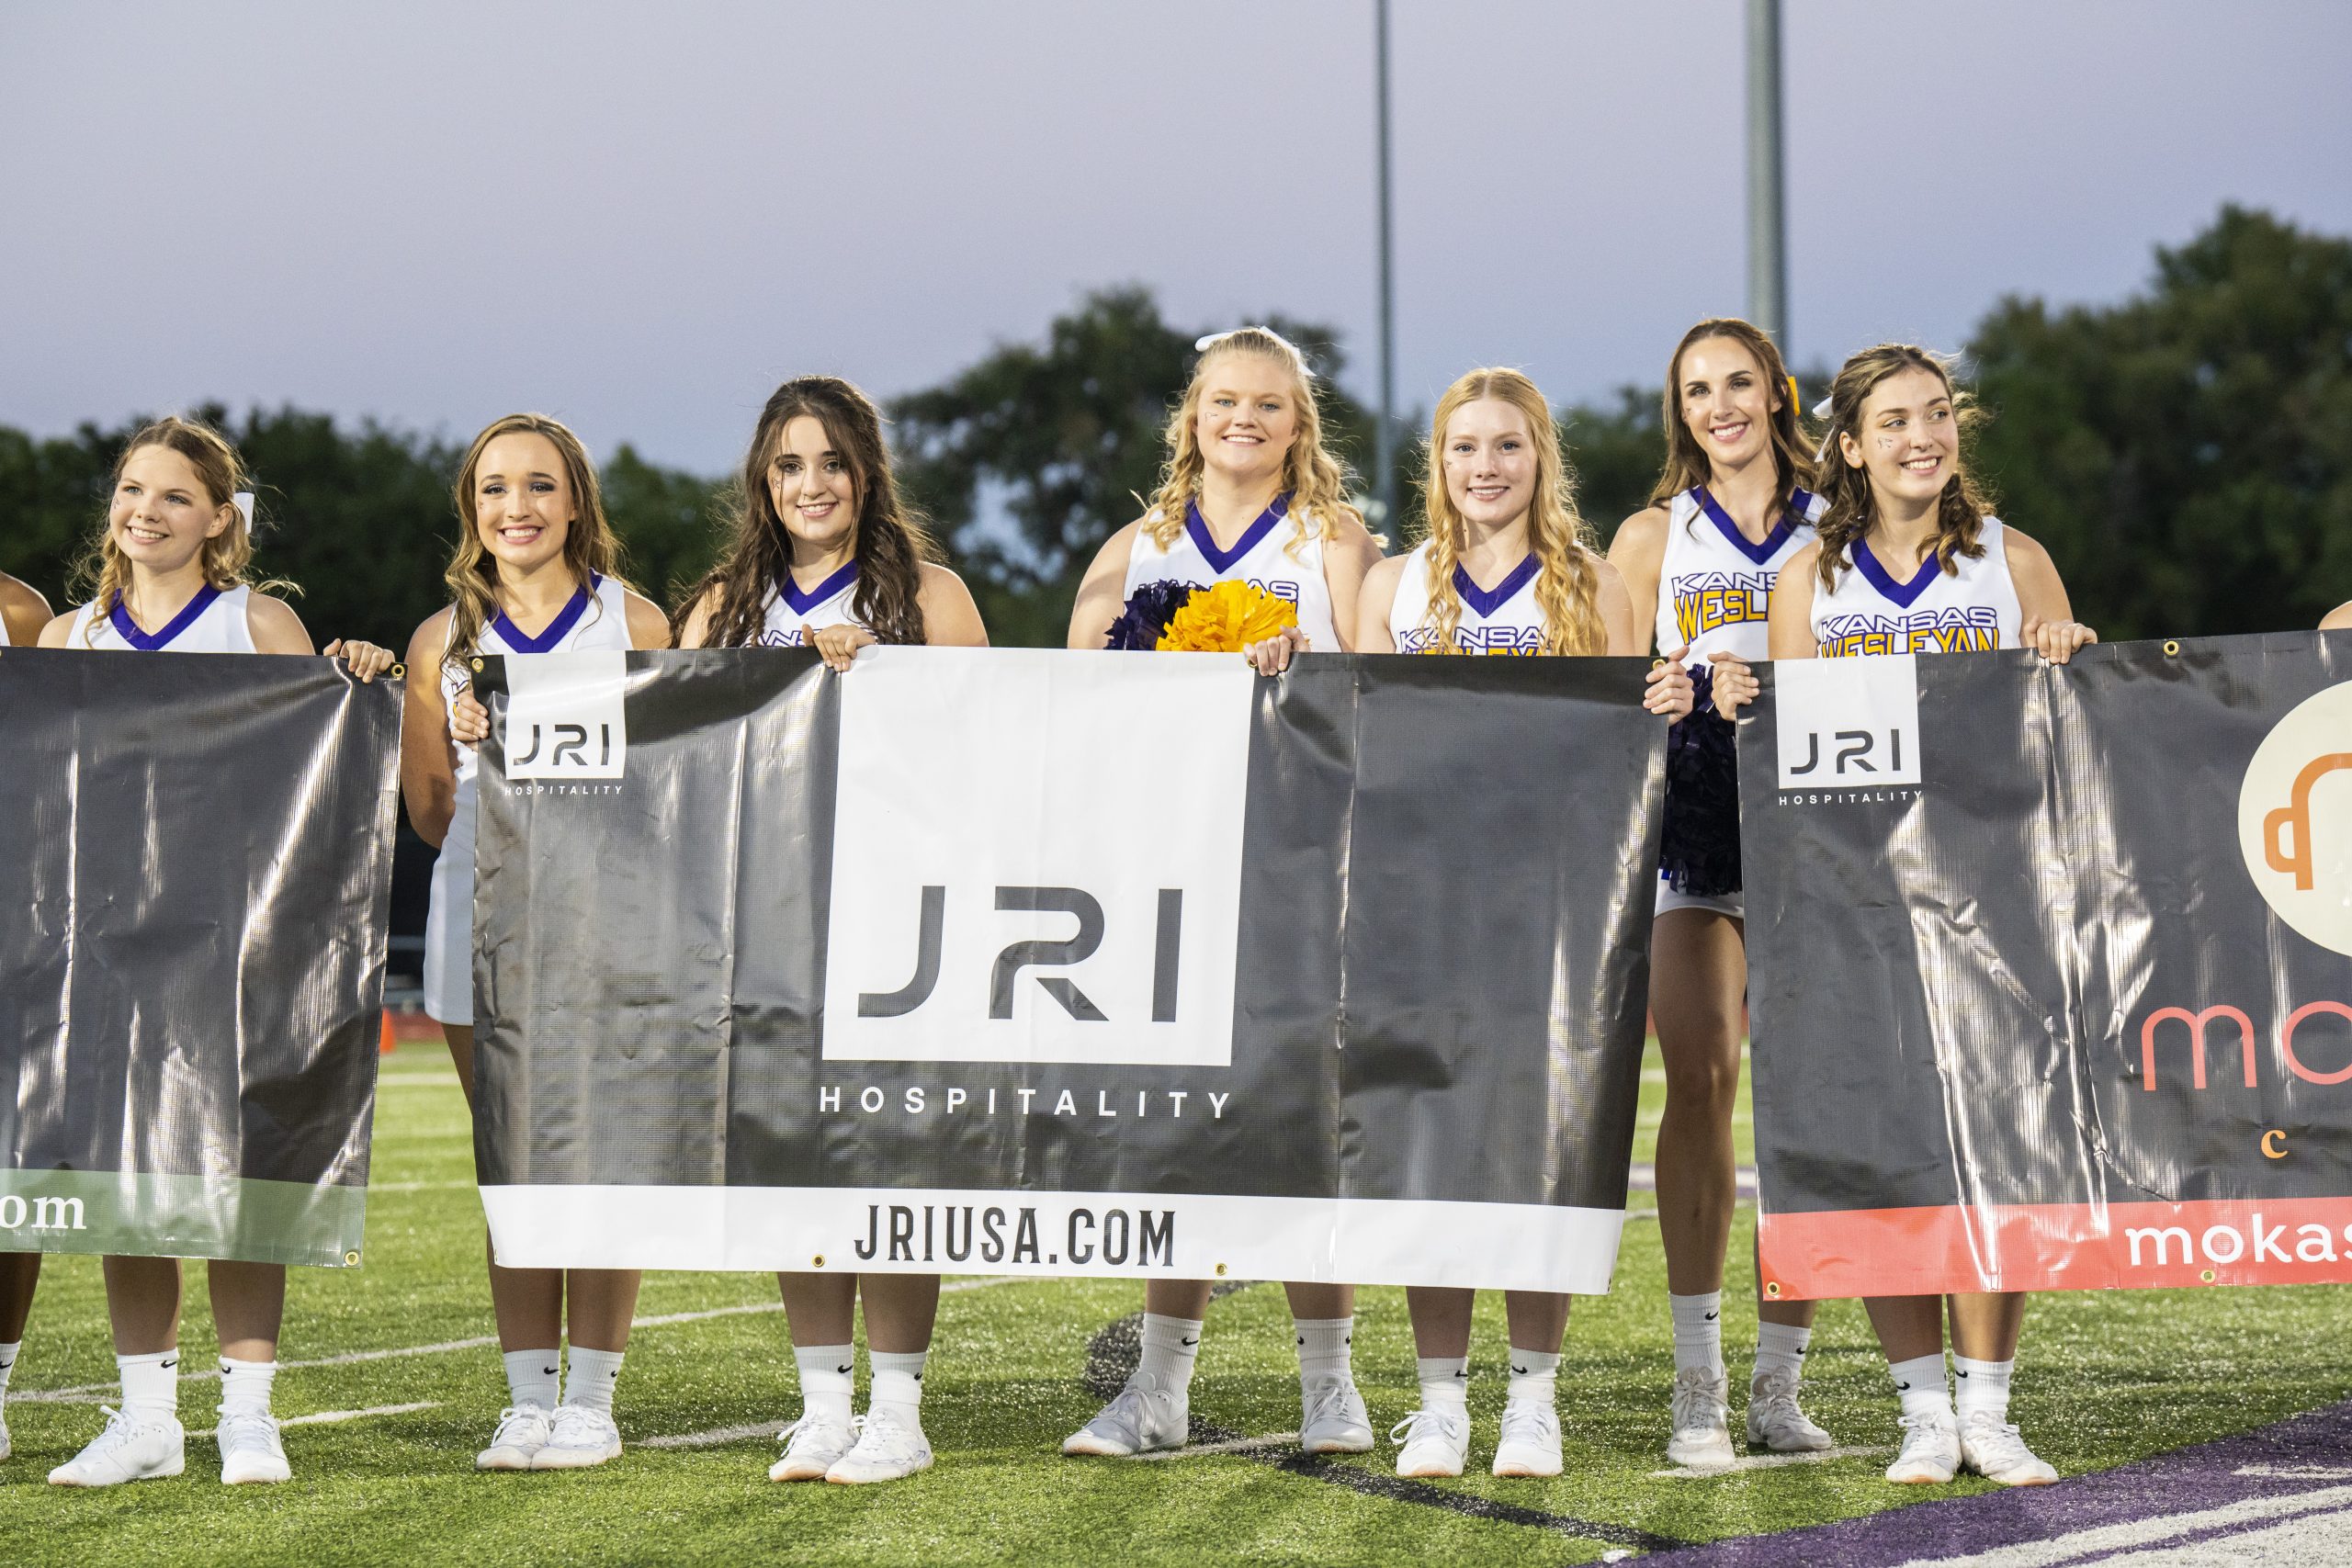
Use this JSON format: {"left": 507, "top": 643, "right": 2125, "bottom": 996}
{"left": 232, "top": 491, "right": 255, "bottom": 528}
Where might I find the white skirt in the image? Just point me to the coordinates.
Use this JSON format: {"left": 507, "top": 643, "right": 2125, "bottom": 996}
{"left": 1655, "top": 874, "right": 1742, "bottom": 922}
{"left": 422, "top": 819, "right": 475, "bottom": 1026}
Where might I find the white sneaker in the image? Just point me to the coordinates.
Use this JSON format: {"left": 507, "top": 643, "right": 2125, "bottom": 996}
{"left": 1062, "top": 1371, "right": 1187, "bottom": 1457}
{"left": 48, "top": 1406, "right": 186, "bottom": 1486}
{"left": 217, "top": 1406, "right": 290, "bottom": 1484}
{"left": 1491, "top": 1396, "right": 1563, "bottom": 1478}
{"left": 825, "top": 1407, "right": 933, "bottom": 1484}
{"left": 1747, "top": 1370, "right": 1832, "bottom": 1451}
{"left": 476, "top": 1404, "right": 552, "bottom": 1471}
{"left": 770, "top": 1410, "right": 859, "bottom": 1482}
{"left": 528, "top": 1403, "right": 621, "bottom": 1470}
{"left": 1300, "top": 1374, "right": 1374, "bottom": 1454}
{"left": 1389, "top": 1406, "right": 1468, "bottom": 1478}
{"left": 1959, "top": 1409, "right": 2058, "bottom": 1485}
{"left": 1885, "top": 1410, "right": 1962, "bottom": 1483}
{"left": 1665, "top": 1366, "right": 1736, "bottom": 1470}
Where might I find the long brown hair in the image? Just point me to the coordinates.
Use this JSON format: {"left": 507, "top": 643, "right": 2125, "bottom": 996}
{"left": 72, "top": 415, "right": 288, "bottom": 643}
{"left": 1412, "top": 368, "right": 1607, "bottom": 655}
{"left": 684, "top": 376, "right": 937, "bottom": 649}
{"left": 1141, "top": 328, "right": 1362, "bottom": 558}
{"left": 1646, "top": 317, "right": 1815, "bottom": 514}
{"left": 1812, "top": 344, "right": 1996, "bottom": 592}
{"left": 442, "top": 413, "right": 630, "bottom": 676}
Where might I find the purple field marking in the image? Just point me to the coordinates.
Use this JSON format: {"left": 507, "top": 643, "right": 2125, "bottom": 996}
{"left": 1655, "top": 1396, "right": 2352, "bottom": 1564}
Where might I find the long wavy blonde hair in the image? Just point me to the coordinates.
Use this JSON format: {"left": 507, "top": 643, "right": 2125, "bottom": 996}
{"left": 1811, "top": 344, "right": 1994, "bottom": 592}
{"left": 442, "top": 413, "right": 631, "bottom": 676}
{"left": 1141, "top": 327, "right": 1361, "bottom": 559}
{"left": 72, "top": 415, "right": 288, "bottom": 644}
{"left": 1413, "top": 368, "right": 1607, "bottom": 655}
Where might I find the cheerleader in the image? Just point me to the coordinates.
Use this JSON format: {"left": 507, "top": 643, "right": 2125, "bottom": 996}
{"left": 1355, "top": 367, "right": 1690, "bottom": 1479}
{"left": 0, "top": 569, "right": 51, "bottom": 1460}
{"left": 674, "top": 376, "right": 986, "bottom": 1484}
{"left": 406, "top": 414, "right": 669, "bottom": 1474}
{"left": 34, "top": 416, "right": 395, "bottom": 1487}
{"left": 1769, "top": 344, "right": 2095, "bottom": 1488}
{"left": 1061, "top": 327, "right": 1386, "bottom": 1460}
{"left": 1606, "top": 319, "right": 1830, "bottom": 1469}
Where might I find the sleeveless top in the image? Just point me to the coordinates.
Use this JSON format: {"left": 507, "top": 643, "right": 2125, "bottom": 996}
{"left": 67, "top": 583, "right": 256, "bottom": 652}
{"left": 1811, "top": 518, "right": 2023, "bottom": 657}
{"left": 442, "top": 574, "right": 636, "bottom": 805}
{"left": 1123, "top": 494, "right": 1341, "bottom": 653}
{"left": 1655, "top": 485, "right": 1822, "bottom": 664}
{"left": 760, "top": 561, "right": 864, "bottom": 646}
{"left": 1386, "top": 544, "right": 1545, "bottom": 654}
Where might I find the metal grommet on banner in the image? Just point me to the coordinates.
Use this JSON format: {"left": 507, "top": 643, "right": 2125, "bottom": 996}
{"left": 2199, "top": 1269, "right": 2217, "bottom": 1283}
{"left": 471, "top": 657, "right": 485, "bottom": 672}
{"left": 1214, "top": 1262, "right": 1228, "bottom": 1278}
{"left": 344, "top": 1250, "right": 360, "bottom": 1266}
{"left": 389, "top": 663, "right": 405, "bottom": 680}
{"left": 2163, "top": 639, "right": 2181, "bottom": 657}
{"left": 1763, "top": 1280, "right": 1782, "bottom": 1299}
{"left": 811, "top": 1255, "right": 826, "bottom": 1269}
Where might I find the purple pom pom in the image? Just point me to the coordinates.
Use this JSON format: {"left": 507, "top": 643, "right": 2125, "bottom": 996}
{"left": 1660, "top": 664, "right": 1744, "bottom": 897}
{"left": 1104, "top": 581, "right": 1204, "bottom": 650}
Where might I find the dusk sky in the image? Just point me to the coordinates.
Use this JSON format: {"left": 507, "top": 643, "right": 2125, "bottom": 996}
{"left": 6, "top": 1, "right": 2350, "bottom": 475}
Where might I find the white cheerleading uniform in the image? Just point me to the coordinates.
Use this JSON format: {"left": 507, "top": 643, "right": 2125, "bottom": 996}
{"left": 1655, "top": 486, "right": 1821, "bottom": 919}
{"left": 65, "top": 583, "right": 256, "bottom": 653}
{"left": 1385, "top": 543, "right": 1545, "bottom": 654}
{"left": 424, "top": 574, "right": 635, "bottom": 1025}
{"left": 1811, "top": 517, "right": 2022, "bottom": 659}
{"left": 759, "top": 561, "right": 864, "bottom": 645}
{"left": 1123, "top": 495, "right": 1341, "bottom": 653}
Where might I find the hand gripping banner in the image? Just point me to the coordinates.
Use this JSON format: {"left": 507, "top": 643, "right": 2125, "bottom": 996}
{"left": 471, "top": 648, "right": 1662, "bottom": 1291}
{"left": 0, "top": 649, "right": 402, "bottom": 1267}
{"left": 1742, "top": 632, "right": 2352, "bottom": 1299}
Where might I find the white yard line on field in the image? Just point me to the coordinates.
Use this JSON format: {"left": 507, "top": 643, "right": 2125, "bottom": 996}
{"left": 280, "top": 1401, "right": 443, "bottom": 1428}
{"left": 1626, "top": 1163, "right": 1758, "bottom": 1198}
{"left": 18, "top": 1279, "right": 1031, "bottom": 1404}
{"left": 638, "top": 1420, "right": 788, "bottom": 1450}
{"left": 1650, "top": 1443, "right": 1889, "bottom": 1479}
{"left": 1130, "top": 1431, "right": 1304, "bottom": 1461}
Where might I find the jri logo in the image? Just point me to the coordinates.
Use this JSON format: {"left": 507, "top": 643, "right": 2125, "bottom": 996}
{"left": 1774, "top": 654, "right": 1923, "bottom": 790}
{"left": 822, "top": 649, "right": 1251, "bottom": 1066}
{"left": 503, "top": 651, "right": 629, "bottom": 781}
{"left": 2239, "top": 679, "right": 2352, "bottom": 956}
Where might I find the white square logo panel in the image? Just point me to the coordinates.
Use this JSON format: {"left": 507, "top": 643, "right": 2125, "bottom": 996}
{"left": 504, "top": 651, "right": 629, "bottom": 781}
{"left": 1774, "top": 654, "right": 1923, "bottom": 789}
{"left": 821, "top": 649, "right": 1253, "bottom": 1066}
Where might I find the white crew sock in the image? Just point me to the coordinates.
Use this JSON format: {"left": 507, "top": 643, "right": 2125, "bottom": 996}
{"left": 0, "top": 1339, "right": 18, "bottom": 1410}
{"left": 794, "top": 1343, "right": 855, "bottom": 1427}
{"left": 1294, "top": 1317, "right": 1354, "bottom": 1383}
{"left": 1506, "top": 1348, "right": 1560, "bottom": 1407}
{"left": 1889, "top": 1352, "right": 1951, "bottom": 1424}
{"left": 119, "top": 1348, "right": 179, "bottom": 1425}
{"left": 219, "top": 1357, "right": 278, "bottom": 1416}
{"left": 1754, "top": 1322, "right": 1812, "bottom": 1384}
{"left": 503, "top": 1348, "right": 560, "bottom": 1412}
{"left": 1415, "top": 1356, "right": 1469, "bottom": 1414}
{"left": 1952, "top": 1355, "right": 2014, "bottom": 1422}
{"left": 869, "top": 1348, "right": 927, "bottom": 1427}
{"left": 562, "top": 1346, "right": 624, "bottom": 1416}
{"left": 1668, "top": 1291, "right": 1725, "bottom": 1377}
{"left": 1136, "top": 1314, "right": 1204, "bottom": 1390}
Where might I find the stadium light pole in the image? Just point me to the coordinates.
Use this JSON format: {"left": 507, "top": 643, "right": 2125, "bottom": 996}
{"left": 1373, "top": 0, "right": 1397, "bottom": 532}
{"left": 1746, "top": 0, "right": 1788, "bottom": 355}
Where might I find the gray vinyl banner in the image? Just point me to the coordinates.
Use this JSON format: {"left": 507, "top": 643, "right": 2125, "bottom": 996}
{"left": 471, "top": 648, "right": 1662, "bottom": 1292}
{"left": 1741, "top": 632, "right": 2352, "bottom": 1300}
{"left": 0, "top": 649, "right": 401, "bottom": 1267}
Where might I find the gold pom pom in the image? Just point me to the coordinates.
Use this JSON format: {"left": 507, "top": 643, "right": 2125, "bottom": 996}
{"left": 1154, "top": 580, "right": 1299, "bottom": 653}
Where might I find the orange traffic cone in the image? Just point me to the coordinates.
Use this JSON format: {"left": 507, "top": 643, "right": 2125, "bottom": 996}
{"left": 380, "top": 1010, "right": 398, "bottom": 1055}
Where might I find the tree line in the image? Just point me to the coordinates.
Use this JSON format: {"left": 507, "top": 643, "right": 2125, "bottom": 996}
{"left": 4, "top": 206, "right": 2345, "bottom": 649}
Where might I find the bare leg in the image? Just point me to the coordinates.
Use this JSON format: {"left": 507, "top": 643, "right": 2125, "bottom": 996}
{"left": 1947, "top": 1292, "right": 2026, "bottom": 1361}
{"left": 564, "top": 1271, "right": 641, "bottom": 1354}
{"left": 207, "top": 1261, "right": 285, "bottom": 1363}
{"left": 860, "top": 1274, "right": 940, "bottom": 1355}
{"left": 101, "top": 1257, "right": 182, "bottom": 1355}
{"left": 0, "top": 1252, "right": 39, "bottom": 1342}
{"left": 1143, "top": 1279, "right": 1215, "bottom": 1319}
{"left": 1863, "top": 1296, "right": 1945, "bottom": 1363}
{"left": 777, "top": 1272, "right": 858, "bottom": 1347}
{"left": 1404, "top": 1287, "right": 1476, "bottom": 1359}
{"left": 1280, "top": 1282, "right": 1354, "bottom": 1319}
{"left": 1651, "top": 909, "right": 1747, "bottom": 1297}
{"left": 1502, "top": 1292, "right": 1569, "bottom": 1357}
{"left": 446, "top": 1024, "right": 563, "bottom": 1350}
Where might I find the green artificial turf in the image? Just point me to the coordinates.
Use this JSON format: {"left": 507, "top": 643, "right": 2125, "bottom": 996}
{"left": 2, "top": 1042, "right": 2346, "bottom": 1565}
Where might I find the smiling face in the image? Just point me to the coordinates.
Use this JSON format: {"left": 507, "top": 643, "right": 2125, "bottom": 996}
{"left": 1838, "top": 366, "right": 1960, "bottom": 509}
{"left": 765, "top": 413, "right": 860, "bottom": 556}
{"left": 472, "top": 431, "right": 576, "bottom": 573}
{"left": 1440, "top": 397, "right": 1539, "bottom": 530}
{"left": 1193, "top": 352, "right": 1301, "bottom": 487}
{"left": 108, "top": 445, "right": 234, "bottom": 575}
{"left": 1678, "top": 333, "right": 1781, "bottom": 474}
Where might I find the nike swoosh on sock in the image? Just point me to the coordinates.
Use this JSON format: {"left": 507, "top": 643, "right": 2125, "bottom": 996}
{"left": 160, "top": 1359, "right": 178, "bottom": 1371}
{"left": 836, "top": 1365, "right": 854, "bottom": 1375}
{"left": 1180, "top": 1337, "right": 1199, "bottom": 1347}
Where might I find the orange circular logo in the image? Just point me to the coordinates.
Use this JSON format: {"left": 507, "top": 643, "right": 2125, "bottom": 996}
{"left": 2239, "top": 681, "right": 2352, "bottom": 956}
